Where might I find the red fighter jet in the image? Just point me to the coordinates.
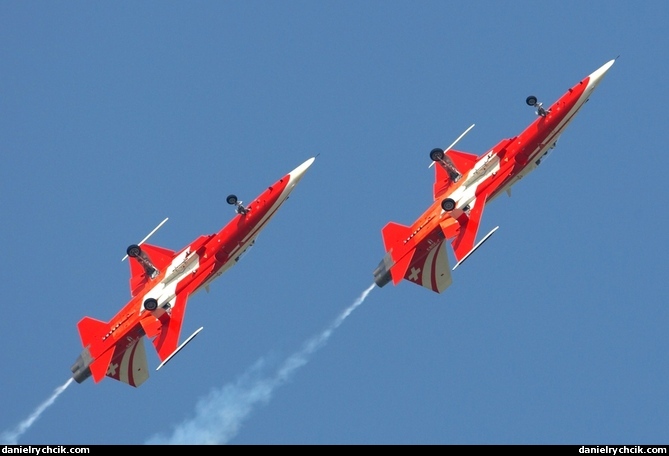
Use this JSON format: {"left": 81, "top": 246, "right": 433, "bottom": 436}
{"left": 374, "top": 59, "right": 615, "bottom": 293}
{"left": 71, "top": 157, "right": 315, "bottom": 387}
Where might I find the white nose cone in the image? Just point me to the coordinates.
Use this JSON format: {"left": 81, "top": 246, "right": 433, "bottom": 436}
{"left": 288, "top": 157, "right": 316, "bottom": 186}
{"left": 587, "top": 59, "right": 615, "bottom": 91}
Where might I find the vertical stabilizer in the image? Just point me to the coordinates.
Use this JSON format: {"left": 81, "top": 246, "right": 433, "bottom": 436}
{"left": 75, "top": 317, "right": 112, "bottom": 383}
{"left": 376, "top": 222, "right": 417, "bottom": 286}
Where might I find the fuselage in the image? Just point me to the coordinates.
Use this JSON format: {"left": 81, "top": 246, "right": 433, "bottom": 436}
{"left": 377, "top": 60, "right": 614, "bottom": 289}
{"left": 455, "top": 61, "right": 610, "bottom": 219}
{"left": 420, "top": 60, "right": 612, "bottom": 242}
{"left": 79, "top": 157, "right": 315, "bottom": 371}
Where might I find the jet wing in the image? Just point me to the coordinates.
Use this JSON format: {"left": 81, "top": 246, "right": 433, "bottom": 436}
{"left": 128, "top": 243, "right": 177, "bottom": 297}
{"left": 442, "top": 162, "right": 515, "bottom": 265}
{"left": 146, "top": 289, "right": 192, "bottom": 363}
{"left": 433, "top": 149, "right": 479, "bottom": 200}
{"left": 450, "top": 194, "right": 487, "bottom": 263}
{"left": 142, "top": 260, "right": 216, "bottom": 364}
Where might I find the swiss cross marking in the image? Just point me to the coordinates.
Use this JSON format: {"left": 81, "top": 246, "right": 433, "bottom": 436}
{"left": 107, "top": 362, "right": 119, "bottom": 376}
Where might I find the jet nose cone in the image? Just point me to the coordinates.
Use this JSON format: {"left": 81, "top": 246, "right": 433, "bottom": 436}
{"left": 288, "top": 156, "right": 316, "bottom": 187}
{"left": 587, "top": 59, "right": 615, "bottom": 90}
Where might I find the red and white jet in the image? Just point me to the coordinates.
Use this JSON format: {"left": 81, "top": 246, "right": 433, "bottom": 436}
{"left": 373, "top": 59, "right": 615, "bottom": 293}
{"left": 71, "top": 157, "right": 315, "bottom": 387}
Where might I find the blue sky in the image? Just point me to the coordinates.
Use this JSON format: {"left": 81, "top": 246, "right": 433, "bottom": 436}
{"left": 1, "top": 1, "right": 668, "bottom": 445}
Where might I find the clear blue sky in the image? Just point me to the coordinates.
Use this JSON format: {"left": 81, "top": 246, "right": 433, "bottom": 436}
{"left": 1, "top": 1, "right": 667, "bottom": 445}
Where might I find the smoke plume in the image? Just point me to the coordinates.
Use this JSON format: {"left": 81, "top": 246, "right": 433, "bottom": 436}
{"left": 146, "top": 283, "right": 375, "bottom": 444}
{"left": 0, "top": 378, "right": 73, "bottom": 444}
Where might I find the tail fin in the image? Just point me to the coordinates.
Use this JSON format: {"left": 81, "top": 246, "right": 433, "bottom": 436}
{"left": 76, "top": 316, "right": 149, "bottom": 387}
{"left": 77, "top": 317, "right": 113, "bottom": 383}
{"left": 379, "top": 222, "right": 453, "bottom": 293}
{"left": 380, "top": 222, "right": 415, "bottom": 285}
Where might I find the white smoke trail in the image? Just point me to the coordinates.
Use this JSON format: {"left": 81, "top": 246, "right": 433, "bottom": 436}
{"left": 0, "top": 378, "right": 74, "bottom": 444}
{"left": 146, "top": 283, "right": 375, "bottom": 445}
